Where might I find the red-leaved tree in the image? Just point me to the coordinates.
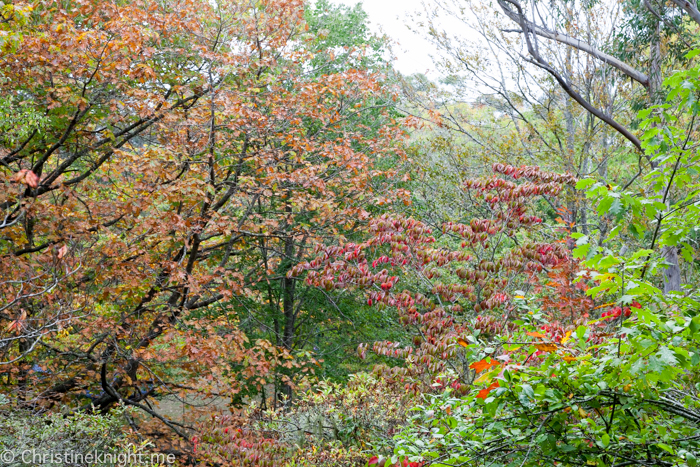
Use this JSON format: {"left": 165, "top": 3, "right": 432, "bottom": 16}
{"left": 292, "top": 164, "right": 589, "bottom": 393}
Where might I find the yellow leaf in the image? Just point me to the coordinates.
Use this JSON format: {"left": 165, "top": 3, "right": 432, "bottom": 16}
{"left": 534, "top": 343, "right": 558, "bottom": 352}
{"left": 474, "top": 368, "right": 499, "bottom": 384}
{"left": 562, "top": 356, "right": 577, "bottom": 362}
{"left": 561, "top": 331, "right": 572, "bottom": 344}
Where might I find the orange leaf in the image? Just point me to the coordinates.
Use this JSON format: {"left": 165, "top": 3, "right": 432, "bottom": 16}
{"left": 526, "top": 332, "right": 545, "bottom": 338}
{"left": 562, "top": 356, "right": 577, "bottom": 362}
{"left": 24, "top": 170, "right": 39, "bottom": 188}
{"left": 470, "top": 358, "right": 500, "bottom": 373}
{"left": 476, "top": 381, "right": 499, "bottom": 399}
{"left": 535, "top": 343, "right": 558, "bottom": 352}
{"left": 457, "top": 338, "right": 470, "bottom": 348}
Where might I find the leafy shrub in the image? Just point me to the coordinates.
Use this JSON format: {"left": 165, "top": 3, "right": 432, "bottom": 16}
{"left": 281, "top": 373, "right": 411, "bottom": 465}
{"left": 0, "top": 400, "right": 154, "bottom": 466}
{"left": 195, "top": 373, "right": 413, "bottom": 467}
{"left": 394, "top": 301, "right": 700, "bottom": 466}
{"left": 293, "top": 164, "right": 580, "bottom": 398}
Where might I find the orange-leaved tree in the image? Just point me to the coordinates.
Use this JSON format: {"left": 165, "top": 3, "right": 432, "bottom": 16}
{"left": 0, "top": 0, "right": 407, "bottom": 450}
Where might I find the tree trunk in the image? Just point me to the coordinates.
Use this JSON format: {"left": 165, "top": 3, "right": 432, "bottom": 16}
{"left": 649, "top": 20, "right": 682, "bottom": 294}
{"left": 279, "top": 232, "right": 297, "bottom": 404}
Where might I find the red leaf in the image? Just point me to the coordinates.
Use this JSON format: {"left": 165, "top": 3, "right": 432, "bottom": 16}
{"left": 476, "top": 381, "right": 499, "bottom": 399}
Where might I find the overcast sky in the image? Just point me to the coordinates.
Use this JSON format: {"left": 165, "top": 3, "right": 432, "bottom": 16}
{"left": 326, "top": 0, "right": 439, "bottom": 76}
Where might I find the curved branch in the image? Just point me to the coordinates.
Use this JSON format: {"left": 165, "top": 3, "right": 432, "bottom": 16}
{"left": 500, "top": 0, "right": 643, "bottom": 152}
{"left": 100, "top": 362, "right": 191, "bottom": 441}
{"left": 668, "top": 0, "right": 700, "bottom": 26}
{"left": 498, "top": 0, "right": 650, "bottom": 87}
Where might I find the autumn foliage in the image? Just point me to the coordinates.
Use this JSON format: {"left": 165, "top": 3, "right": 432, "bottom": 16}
{"left": 5, "top": 0, "right": 700, "bottom": 465}
{"left": 0, "top": 0, "right": 407, "bottom": 456}
{"left": 292, "top": 163, "right": 585, "bottom": 395}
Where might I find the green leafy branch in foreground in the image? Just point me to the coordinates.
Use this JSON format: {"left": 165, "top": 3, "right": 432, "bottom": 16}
{"left": 391, "top": 55, "right": 700, "bottom": 467}
{"left": 394, "top": 303, "right": 700, "bottom": 467}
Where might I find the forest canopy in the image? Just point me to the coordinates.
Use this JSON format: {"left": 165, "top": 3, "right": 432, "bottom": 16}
{"left": 1, "top": 0, "right": 700, "bottom": 466}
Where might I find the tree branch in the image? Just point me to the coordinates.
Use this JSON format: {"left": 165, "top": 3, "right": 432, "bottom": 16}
{"left": 498, "top": 0, "right": 649, "bottom": 87}
{"left": 500, "top": 0, "right": 643, "bottom": 152}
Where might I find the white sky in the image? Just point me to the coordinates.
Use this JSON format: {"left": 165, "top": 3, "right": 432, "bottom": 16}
{"left": 327, "top": 0, "right": 438, "bottom": 76}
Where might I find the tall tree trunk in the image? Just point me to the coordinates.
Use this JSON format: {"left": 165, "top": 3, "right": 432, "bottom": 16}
{"left": 280, "top": 199, "right": 297, "bottom": 403}
{"left": 281, "top": 235, "right": 296, "bottom": 353}
{"left": 649, "top": 20, "right": 682, "bottom": 294}
{"left": 563, "top": 44, "right": 580, "bottom": 235}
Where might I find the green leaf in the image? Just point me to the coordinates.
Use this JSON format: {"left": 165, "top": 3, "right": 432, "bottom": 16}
{"left": 690, "top": 317, "right": 700, "bottom": 334}
{"left": 657, "top": 346, "right": 678, "bottom": 366}
{"left": 609, "top": 198, "right": 624, "bottom": 217}
{"left": 657, "top": 443, "right": 675, "bottom": 454}
{"left": 630, "top": 249, "right": 654, "bottom": 261}
{"left": 681, "top": 243, "right": 695, "bottom": 263}
{"left": 573, "top": 243, "right": 591, "bottom": 260}
{"left": 576, "top": 179, "right": 596, "bottom": 190}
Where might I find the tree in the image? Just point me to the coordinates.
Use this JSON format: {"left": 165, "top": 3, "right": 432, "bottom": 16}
{"left": 218, "top": 0, "right": 410, "bottom": 404}
{"left": 494, "top": 0, "right": 697, "bottom": 292}
{"left": 403, "top": 0, "right": 635, "bottom": 249}
{"left": 0, "top": 0, "right": 407, "bottom": 450}
{"left": 408, "top": 0, "right": 700, "bottom": 293}
{"left": 294, "top": 164, "right": 579, "bottom": 393}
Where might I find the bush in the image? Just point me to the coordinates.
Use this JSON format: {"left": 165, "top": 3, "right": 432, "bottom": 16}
{"left": 0, "top": 398, "right": 156, "bottom": 467}
{"left": 393, "top": 302, "right": 700, "bottom": 466}
{"left": 195, "top": 373, "right": 414, "bottom": 467}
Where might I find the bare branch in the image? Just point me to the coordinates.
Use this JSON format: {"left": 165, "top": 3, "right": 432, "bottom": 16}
{"left": 668, "top": 0, "right": 700, "bottom": 26}
{"left": 498, "top": 0, "right": 650, "bottom": 87}
{"left": 500, "top": 0, "right": 643, "bottom": 152}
